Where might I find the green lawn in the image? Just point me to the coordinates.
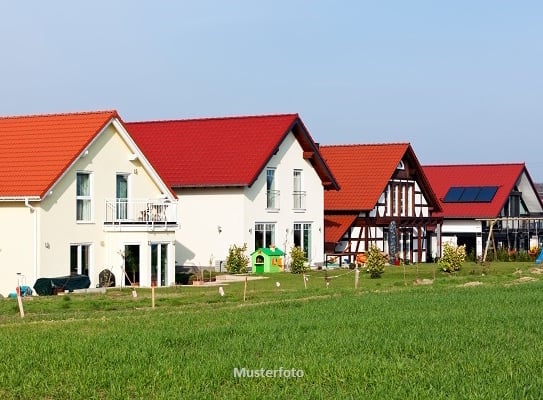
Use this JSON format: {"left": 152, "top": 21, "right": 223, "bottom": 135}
{"left": 1, "top": 261, "right": 542, "bottom": 399}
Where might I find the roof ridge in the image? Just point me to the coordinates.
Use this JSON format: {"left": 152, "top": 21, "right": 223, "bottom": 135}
{"left": 423, "top": 162, "right": 525, "bottom": 168}
{"left": 0, "top": 110, "right": 118, "bottom": 120}
{"left": 320, "top": 142, "right": 410, "bottom": 148}
{"left": 127, "top": 112, "right": 299, "bottom": 125}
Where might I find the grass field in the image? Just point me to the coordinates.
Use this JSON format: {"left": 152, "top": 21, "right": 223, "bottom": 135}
{"left": 1, "top": 261, "right": 543, "bottom": 399}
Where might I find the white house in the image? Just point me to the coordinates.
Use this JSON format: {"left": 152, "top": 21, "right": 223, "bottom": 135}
{"left": 126, "top": 114, "right": 339, "bottom": 273}
{"left": 0, "top": 111, "right": 177, "bottom": 296}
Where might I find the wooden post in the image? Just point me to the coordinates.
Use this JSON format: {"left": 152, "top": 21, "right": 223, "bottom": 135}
{"left": 151, "top": 285, "right": 155, "bottom": 309}
{"left": 16, "top": 274, "right": 24, "bottom": 318}
{"left": 355, "top": 268, "right": 359, "bottom": 289}
{"left": 303, "top": 273, "right": 307, "bottom": 289}
{"left": 325, "top": 270, "right": 329, "bottom": 288}
{"left": 243, "top": 275, "right": 248, "bottom": 302}
{"left": 17, "top": 291, "right": 25, "bottom": 318}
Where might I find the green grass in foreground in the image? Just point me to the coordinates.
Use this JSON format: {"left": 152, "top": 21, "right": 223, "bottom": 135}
{"left": 0, "top": 262, "right": 542, "bottom": 399}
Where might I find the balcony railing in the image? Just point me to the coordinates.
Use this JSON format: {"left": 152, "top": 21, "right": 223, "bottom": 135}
{"left": 105, "top": 199, "right": 177, "bottom": 225}
{"left": 293, "top": 191, "right": 306, "bottom": 210}
{"left": 266, "top": 190, "right": 280, "bottom": 210}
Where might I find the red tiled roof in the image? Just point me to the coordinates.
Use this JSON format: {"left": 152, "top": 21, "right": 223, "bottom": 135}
{"left": 0, "top": 111, "right": 119, "bottom": 198}
{"left": 321, "top": 143, "right": 411, "bottom": 211}
{"left": 423, "top": 163, "right": 525, "bottom": 218}
{"left": 324, "top": 214, "right": 358, "bottom": 245}
{"left": 126, "top": 114, "right": 338, "bottom": 189}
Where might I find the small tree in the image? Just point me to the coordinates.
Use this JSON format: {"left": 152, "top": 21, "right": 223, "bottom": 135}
{"left": 290, "top": 246, "right": 309, "bottom": 274}
{"left": 225, "top": 243, "right": 249, "bottom": 274}
{"left": 439, "top": 242, "right": 466, "bottom": 273}
{"left": 366, "top": 245, "right": 386, "bottom": 279}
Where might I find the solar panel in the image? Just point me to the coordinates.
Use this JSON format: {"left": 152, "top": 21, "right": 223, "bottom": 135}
{"left": 443, "top": 186, "right": 498, "bottom": 203}
{"left": 459, "top": 187, "right": 480, "bottom": 201}
{"left": 475, "top": 186, "right": 498, "bottom": 202}
{"left": 443, "top": 187, "right": 464, "bottom": 202}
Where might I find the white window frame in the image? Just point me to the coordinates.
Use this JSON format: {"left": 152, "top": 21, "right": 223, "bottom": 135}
{"left": 254, "top": 222, "right": 276, "bottom": 249}
{"left": 70, "top": 243, "right": 92, "bottom": 276}
{"left": 293, "top": 222, "right": 312, "bottom": 261}
{"left": 76, "top": 171, "right": 93, "bottom": 222}
{"left": 293, "top": 169, "right": 305, "bottom": 210}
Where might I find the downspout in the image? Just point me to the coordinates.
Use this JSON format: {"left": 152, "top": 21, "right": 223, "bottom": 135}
{"left": 24, "top": 198, "right": 38, "bottom": 287}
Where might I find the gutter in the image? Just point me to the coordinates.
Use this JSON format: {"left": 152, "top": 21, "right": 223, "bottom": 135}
{"left": 24, "top": 198, "right": 38, "bottom": 289}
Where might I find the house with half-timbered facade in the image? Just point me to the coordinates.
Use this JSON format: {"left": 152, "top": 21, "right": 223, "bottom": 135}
{"left": 320, "top": 143, "right": 442, "bottom": 266}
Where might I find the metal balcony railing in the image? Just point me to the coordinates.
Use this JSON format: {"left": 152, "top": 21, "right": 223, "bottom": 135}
{"left": 293, "top": 191, "right": 306, "bottom": 210}
{"left": 105, "top": 199, "right": 177, "bottom": 225}
{"left": 266, "top": 190, "right": 280, "bottom": 210}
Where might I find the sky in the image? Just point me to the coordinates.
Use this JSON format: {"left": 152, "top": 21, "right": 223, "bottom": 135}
{"left": 1, "top": 1, "right": 542, "bottom": 181}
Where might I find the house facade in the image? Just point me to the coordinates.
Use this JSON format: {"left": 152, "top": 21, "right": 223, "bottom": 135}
{"left": 423, "top": 163, "right": 543, "bottom": 259}
{"left": 321, "top": 143, "right": 442, "bottom": 265}
{"left": 0, "top": 111, "right": 177, "bottom": 296}
{"left": 126, "top": 114, "right": 338, "bottom": 272}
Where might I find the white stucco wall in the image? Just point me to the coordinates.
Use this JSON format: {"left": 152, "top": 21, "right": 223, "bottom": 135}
{"left": 175, "top": 131, "right": 326, "bottom": 268}
{"left": 174, "top": 187, "right": 246, "bottom": 269}
{"left": 0, "top": 203, "right": 36, "bottom": 296}
{"left": 0, "top": 123, "right": 176, "bottom": 295}
{"left": 441, "top": 219, "right": 482, "bottom": 234}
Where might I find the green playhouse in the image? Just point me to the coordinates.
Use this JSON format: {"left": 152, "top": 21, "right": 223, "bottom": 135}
{"left": 251, "top": 247, "right": 285, "bottom": 273}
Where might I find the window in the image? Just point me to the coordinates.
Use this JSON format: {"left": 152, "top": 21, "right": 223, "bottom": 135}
{"left": 293, "top": 169, "right": 305, "bottom": 209}
{"left": 116, "top": 174, "right": 129, "bottom": 220}
{"left": 151, "top": 243, "right": 168, "bottom": 287}
{"left": 266, "top": 168, "right": 279, "bottom": 209}
{"left": 70, "top": 244, "right": 90, "bottom": 275}
{"left": 254, "top": 223, "right": 276, "bottom": 249}
{"left": 294, "top": 223, "right": 312, "bottom": 260}
{"left": 76, "top": 172, "right": 92, "bottom": 221}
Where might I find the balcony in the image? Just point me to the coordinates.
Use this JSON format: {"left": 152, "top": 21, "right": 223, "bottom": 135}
{"left": 104, "top": 198, "right": 177, "bottom": 229}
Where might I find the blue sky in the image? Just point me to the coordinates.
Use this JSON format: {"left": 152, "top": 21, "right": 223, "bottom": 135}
{"left": 1, "top": 1, "right": 542, "bottom": 180}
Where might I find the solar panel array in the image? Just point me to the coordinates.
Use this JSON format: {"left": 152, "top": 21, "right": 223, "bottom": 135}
{"left": 443, "top": 186, "right": 498, "bottom": 203}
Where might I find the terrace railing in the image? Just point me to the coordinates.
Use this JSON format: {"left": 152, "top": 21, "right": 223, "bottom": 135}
{"left": 105, "top": 198, "right": 177, "bottom": 226}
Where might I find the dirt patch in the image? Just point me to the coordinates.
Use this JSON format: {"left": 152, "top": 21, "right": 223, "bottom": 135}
{"left": 460, "top": 281, "right": 483, "bottom": 287}
{"left": 516, "top": 276, "right": 537, "bottom": 283}
{"left": 529, "top": 267, "right": 543, "bottom": 275}
{"left": 413, "top": 279, "right": 434, "bottom": 286}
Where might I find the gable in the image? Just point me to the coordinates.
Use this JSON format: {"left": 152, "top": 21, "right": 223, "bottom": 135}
{"left": 321, "top": 143, "right": 439, "bottom": 212}
{"left": 0, "top": 111, "right": 118, "bottom": 199}
{"left": 125, "top": 114, "right": 338, "bottom": 190}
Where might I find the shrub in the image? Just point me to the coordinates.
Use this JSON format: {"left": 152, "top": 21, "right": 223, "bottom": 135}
{"left": 290, "top": 246, "right": 309, "bottom": 274}
{"left": 225, "top": 243, "right": 249, "bottom": 274}
{"left": 366, "top": 245, "right": 386, "bottom": 279}
{"left": 439, "top": 242, "right": 466, "bottom": 273}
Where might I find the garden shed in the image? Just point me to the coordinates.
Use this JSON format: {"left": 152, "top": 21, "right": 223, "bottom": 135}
{"left": 251, "top": 247, "right": 285, "bottom": 273}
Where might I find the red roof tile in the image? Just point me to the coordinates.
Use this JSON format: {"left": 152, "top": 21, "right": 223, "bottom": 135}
{"left": 125, "top": 114, "right": 338, "bottom": 189}
{"left": 321, "top": 143, "right": 411, "bottom": 211}
{"left": 423, "top": 163, "right": 525, "bottom": 218}
{"left": 324, "top": 214, "right": 358, "bottom": 245}
{"left": 0, "top": 111, "right": 119, "bottom": 198}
